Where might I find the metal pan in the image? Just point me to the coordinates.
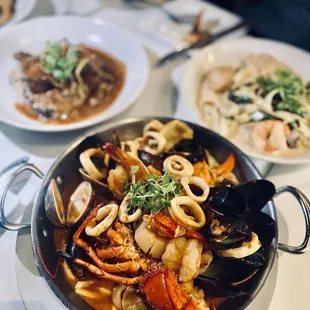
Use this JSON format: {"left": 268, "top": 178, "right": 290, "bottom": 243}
{"left": 1, "top": 117, "right": 309, "bottom": 310}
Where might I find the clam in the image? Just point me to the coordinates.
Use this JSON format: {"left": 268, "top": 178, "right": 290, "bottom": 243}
{"left": 45, "top": 179, "right": 92, "bottom": 227}
{"left": 79, "top": 168, "right": 110, "bottom": 194}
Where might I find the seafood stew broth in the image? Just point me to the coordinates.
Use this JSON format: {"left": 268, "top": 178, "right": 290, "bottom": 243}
{"left": 31, "top": 118, "right": 277, "bottom": 310}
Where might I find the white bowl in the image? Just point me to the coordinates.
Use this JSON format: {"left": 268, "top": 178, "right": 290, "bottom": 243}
{"left": 1, "top": 0, "right": 37, "bottom": 26}
{"left": 0, "top": 16, "right": 149, "bottom": 132}
{"left": 182, "top": 36, "right": 310, "bottom": 164}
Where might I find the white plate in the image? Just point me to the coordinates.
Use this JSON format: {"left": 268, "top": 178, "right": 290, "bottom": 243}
{"left": 0, "top": 0, "right": 36, "bottom": 27}
{"left": 137, "top": 0, "right": 246, "bottom": 47}
{"left": 181, "top": 36, "right": 310, "bottom": 164}
{"left": 0, "top": 16, "right": 149, "bottom": 132}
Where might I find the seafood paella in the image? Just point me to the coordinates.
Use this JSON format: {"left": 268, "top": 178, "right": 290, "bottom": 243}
{"left": 44, "top": 119, "right": 276, "bottom": 309}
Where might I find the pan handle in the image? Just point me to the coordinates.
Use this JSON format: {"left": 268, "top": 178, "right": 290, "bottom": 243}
{"left": 0, "top": 160, "right": 43, "bottom": 231}
{"left": 275, "top": 186, "right": 310, "bottom": 254}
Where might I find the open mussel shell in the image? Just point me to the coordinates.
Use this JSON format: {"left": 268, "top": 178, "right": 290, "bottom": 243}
{"left": 233, "top": 180, "right": 276, "bottom": 213}
{"left": 79, "top": 168, "right": 109, "bottom": 194}
{"left": 241, "top": 248, "right": 265, "bottom": 268}
{"left": 196, "top": 276, "right": 246, "bottom": 298}
{"left": 200, "top": 257, "right": 259, "bottom": 284}
{"left": 67, "top": 181, "right": 92, "bottom": 226}
{"left": 206, "top": 186, "right": 247, "bottom": 215}
{"left": 208, "top": 215, "right": 251, "bottom": 250}
{"left": 45, "top": 179, "right": 66, "bottom": 227}
{"left": 66, "top": 242, "right": 88, "bottom": 279}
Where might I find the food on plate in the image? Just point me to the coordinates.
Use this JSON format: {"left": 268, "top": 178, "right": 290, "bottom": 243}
{"left": 43, "top": 119, "right": 275, "bottom": 309}
{"left": 185, "top": 10, "right": 219, "bottom": 45}
{"left": 10, "top": 40, "right": 125, "bottom": 124}
{"left": 197, "top": 54, "right": 310, "bottom": 156}
{"left": 0, "top": 0, "right": 15, "bottom": 26}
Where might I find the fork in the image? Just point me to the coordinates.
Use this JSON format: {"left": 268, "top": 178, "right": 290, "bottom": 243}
{"left": 124, "top": 0, "right": 197, "bottom": 24}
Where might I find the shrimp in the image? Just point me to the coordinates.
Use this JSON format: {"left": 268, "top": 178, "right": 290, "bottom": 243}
{"left": 252, "top": 120, "right": 292, "bottom": 153}
{"left": 161, "top": 237, "right": 203, "bottom": 283}
{"left": 179, "top": 239, "right": 203, "bottom": 283}
{"left": 107, "top": 165, "right": 128, "bottom": 200}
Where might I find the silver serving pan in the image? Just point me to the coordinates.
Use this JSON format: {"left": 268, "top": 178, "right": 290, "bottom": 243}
{"left": 1, "top": 117, "right": 310, "bottom": 310}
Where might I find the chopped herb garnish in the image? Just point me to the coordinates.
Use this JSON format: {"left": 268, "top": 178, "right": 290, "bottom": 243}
{"left": 228, "top": 89, "right": 253, "bottom": 104}
{"left": 256, "top": 69, "right": 308, "bottom": 118}
{"left": 40, "top": 41, "right": 79, "bottom": 83}
{"left": 124, "top": 173, "right": 181, "bottom": 214}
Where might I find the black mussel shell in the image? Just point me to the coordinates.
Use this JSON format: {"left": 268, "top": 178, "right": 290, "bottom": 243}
{"left": 208, "top": 215, "right": 251, "bottom": 250}
{"left": 241, "top": 248, "right": 265, "bottom": 268}
{"left": 111, "top": 131, "right": 121, "bottom": 147}
{"left": 138, "top": 150, "right": 163, "bottom": 171}
{"left": 196, "top": 276, "right": 246, "bottom": 298}
{"left": 201, "top": 257, "right": 258, "bottom": 284}
{"left": 206, "top": 187, "right": 247, "bottom": 216}
{"left": 67, "top": 242, "right": 88, "bottom": 279}
{"left": 243, "top": 211, "right": 275, "bottom": 228}
{"left": 233, "top": 180, "right": 276, "bottom": 213}
{"left": 171, "top": 139, "right": 207, "bottom": 163}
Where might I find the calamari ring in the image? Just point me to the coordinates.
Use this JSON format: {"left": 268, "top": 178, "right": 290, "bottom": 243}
{"left": 144, "top": 131, "right": 167, "bottom": 155}
{"left": 79, "top": 148, "right": 107, "bottom": 180}
{"left": 143, "top": 119, "right": 164, "bottom": 135}
{"left": 218, "top": 232, "right": 261, "bottom": 259}
{"left": 180, "top": 176, "right": 210, "bottom": 202}
{"left": 163, "top": 155, "right": 194, "bottom": 180}
{"left": 169, "top": 196, "right": 206, "bottom": 230}
{"left": 119, "top": 193, "right": 142, "bottom": 223}
{"left": 121, "top": 140, "right": 140, "bottom": 157}
{"left": 85, "top": 204, "right": 118, "bottom": 237}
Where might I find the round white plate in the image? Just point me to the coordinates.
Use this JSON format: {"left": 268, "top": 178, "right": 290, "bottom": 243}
{"left": 0, "top": 16, "right": 149, "bottom": 132}
{"left": 182, "top": 36, "right": 310, "bottom": 164}
{"left": 0, "top": 0, "right": 36, "bottom": 27}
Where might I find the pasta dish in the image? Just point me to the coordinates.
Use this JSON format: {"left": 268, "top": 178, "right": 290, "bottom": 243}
{"left": 198, "top": 54, "right": 310, "bottom": 156}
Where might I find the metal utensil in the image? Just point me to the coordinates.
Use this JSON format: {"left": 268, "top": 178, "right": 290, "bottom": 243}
{"left": 125, "top": 0, "right": 197, "bottom": 24}
{"left": 156, "top": 20, "right": 248, "bottom": 67}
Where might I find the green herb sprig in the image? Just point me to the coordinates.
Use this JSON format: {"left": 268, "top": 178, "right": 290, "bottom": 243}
{"left": 256, "top": 69, "right": 308, "bottom": 118}
{"left": 40, "top": 41, "right": 79, "bottom": 83}
{"left": 124, "top": 167, "right": 180, "bottom": 214}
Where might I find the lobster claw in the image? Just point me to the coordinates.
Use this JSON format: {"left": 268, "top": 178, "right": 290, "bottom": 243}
{"left": 140, "top": 264, "right": 199, "bottom": 310}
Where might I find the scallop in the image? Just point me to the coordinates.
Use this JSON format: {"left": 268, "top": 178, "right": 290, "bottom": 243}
{"left": 45, "top": 179, "right": 92, "bottom": 227}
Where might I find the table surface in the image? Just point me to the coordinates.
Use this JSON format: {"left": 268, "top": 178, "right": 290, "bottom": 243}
{"left": 0, "top": 1, "right": 310, "bottom": 310}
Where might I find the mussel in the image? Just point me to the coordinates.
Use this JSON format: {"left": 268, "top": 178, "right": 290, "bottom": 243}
{"left": 233, "top": 180, "right": 276, "bottom": 213}
{"left": 138, "top": 150, "right": 163, "bottom": 171}
{"left": 206, "top": 186, "right": 247, "bottom": 215}
{"left": 208, "top": 215, "right": 251, "bottom": 250}
{"left": 45, "top": 179, "right": 92, "bottom": 227}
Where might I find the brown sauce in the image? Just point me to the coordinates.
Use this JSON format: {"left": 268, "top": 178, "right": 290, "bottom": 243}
{"left": 14, "top": 45, "right": 126, "bottom": 125}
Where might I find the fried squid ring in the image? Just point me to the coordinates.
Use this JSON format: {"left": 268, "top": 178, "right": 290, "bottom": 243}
{"left": 143, "top": 119, "right": 164, "bottom": 135}
{"left": 118, "top": 193, "right": 142, "bottom": 223}
{"left": 144, "top": 131, "right": 167, "bottom": 155}
{"left": 79, "top": 148, "right": 107, "bottom": 180}
{"left": 218, "top": 232, "right": 261, "bottom": 259}
{"left": 169, "top": 196, "right": 206, "bottom": 230}
{"left": 121, "top": 140, "right": 140, "bottom": 157}
{"left": 163, "top": 155, "right": 194, "bottom": 180}
{"left": 180, "top": 176, "right": 210, "bottom": 202}
{"left": 85, "top": 204, "right": 118, "bottom": 237}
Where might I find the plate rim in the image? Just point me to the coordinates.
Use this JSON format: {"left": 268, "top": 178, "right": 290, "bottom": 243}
{"left": 180, "top": 35, "right": 310, "bottom": 165}
{"left": 0, "top": 15, "right": 150, "bottom": 132}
